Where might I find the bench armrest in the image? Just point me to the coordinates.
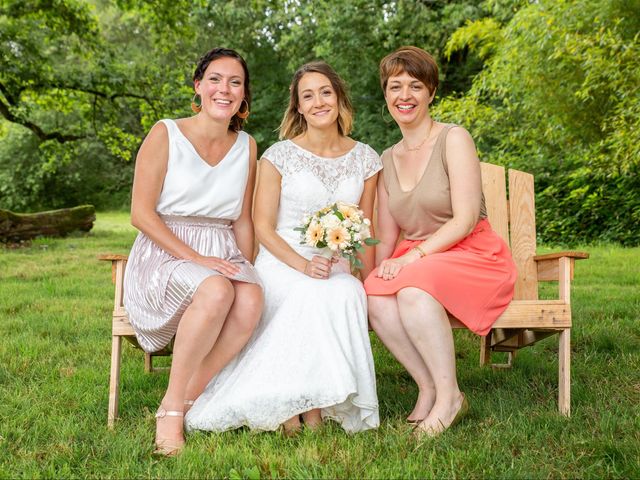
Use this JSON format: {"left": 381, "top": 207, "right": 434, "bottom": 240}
{"left": 533, "top": 251, "right": 589, "bottom": 262}
{"left": 534, "top": 251, "right": 589, "bottom": 282}
{"left": 98, "top": 254, "right": 129, "bottom": 262}
{"left": 98, "top": 254, "right": 128, "bottom": 306}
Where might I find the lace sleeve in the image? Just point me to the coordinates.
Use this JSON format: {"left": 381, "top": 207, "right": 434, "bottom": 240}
{"left": 362, "top": 144, "right": 383, "bottom": 179}
{"left": 261, "top": 142, "right": 286, "bottom": 174}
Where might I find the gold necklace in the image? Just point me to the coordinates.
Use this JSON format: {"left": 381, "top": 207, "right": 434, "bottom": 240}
{"left": 403, "top": 136, "right": 428, "bottom": 152}
{"left": 403, "top": 120, "right": 433, "bottom": 152}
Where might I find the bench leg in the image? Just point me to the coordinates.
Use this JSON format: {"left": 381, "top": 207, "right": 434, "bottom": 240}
{"left": 558, "top": 328, "right": 571, "bottom": 416}
{"left": 480, "top": 332, "right": 492, "bottom": 366}
{"left": 108, "top": 335, "right": 122, "bottom": 429}
{"left": 491, "top": 350, "right": 516, "bottom": 369}
{"left": 144, "top": 353, "right": 152, "bottom": 373}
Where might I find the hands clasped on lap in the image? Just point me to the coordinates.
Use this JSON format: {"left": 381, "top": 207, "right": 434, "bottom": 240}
{"left": 304, "top": 255, "right": 333, "bottom": 279}
{"left": 376, "top": 255, "right": 415, "bottom": 281}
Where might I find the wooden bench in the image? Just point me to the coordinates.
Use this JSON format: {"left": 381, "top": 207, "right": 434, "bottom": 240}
{"left": 99, "top": 162, "right": 587, "bottom": 427}
{"left": 466, "top": 163, "right": 588, "bottom": 416}
{"left": 98, "top": 253, "right": 172, "bottom": 429}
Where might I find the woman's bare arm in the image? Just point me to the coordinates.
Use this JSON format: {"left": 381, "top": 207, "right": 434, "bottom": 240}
{"left": 232, "top": 136, "right": 258, "bottom": 262}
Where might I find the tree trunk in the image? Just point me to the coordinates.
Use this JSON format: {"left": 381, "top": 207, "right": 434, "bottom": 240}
{"left": 0, "top": 205, "right": 96, "bottom": 242}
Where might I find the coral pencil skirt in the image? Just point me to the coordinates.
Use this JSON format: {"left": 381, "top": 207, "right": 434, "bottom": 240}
{"left": 364, "top": 219, "right": 517, "bottom": 336}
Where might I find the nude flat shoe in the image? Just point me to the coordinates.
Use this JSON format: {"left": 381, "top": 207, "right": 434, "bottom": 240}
{"left": 449, "top": 393, "right": 469, "bottom": 429}
{"left": 412, "top": 393, "right": 469, "bottom": 438}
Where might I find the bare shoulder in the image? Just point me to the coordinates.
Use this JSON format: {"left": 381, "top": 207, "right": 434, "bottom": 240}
{"left": 146, "top": 120, "right": 169, "bottom": 141}
{"left": 446, "top": 125, "right": 475, "bottom": 147}
{"left": 246, "top": 133, "right": 258, "bottom": 169}
{"left": 246, "top": 132, "right": 257, "bottom": 149}
{"left": 445, "top": 125, "right": 478, "bottom": 159}
{"left": 137, "top": 121, "right": 169, "bottom": 158}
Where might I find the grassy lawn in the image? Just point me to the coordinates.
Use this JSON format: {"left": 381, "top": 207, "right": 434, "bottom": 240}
{"left": 1, "top": 211, "right": 638, "bottom": 478}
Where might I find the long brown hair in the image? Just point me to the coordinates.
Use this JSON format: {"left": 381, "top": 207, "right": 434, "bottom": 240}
{"left": 278, "top": 61, "right": 353, "bottom": 140}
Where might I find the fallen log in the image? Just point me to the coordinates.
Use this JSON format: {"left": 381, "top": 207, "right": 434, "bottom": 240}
{"left": 0, "top": 205, "right": 96, "bottom": 242}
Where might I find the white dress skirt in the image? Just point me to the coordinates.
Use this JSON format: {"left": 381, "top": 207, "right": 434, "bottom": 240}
{"left": 184, "top": 140, "right": 382, "bottom": 433}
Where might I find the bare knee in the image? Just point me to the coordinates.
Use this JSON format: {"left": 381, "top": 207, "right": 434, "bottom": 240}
{"left": 367, "top": 295, "right": 397, "bottom": 331}
{"left": 397, "top": 287, "right": 443, "bottom": 310}
{"left": 397, "top": 287, "right": 447, "bottom": 330}
{"left": 191, "top": 276, "right": 235, "bottom": 316}
{"left": 367, "top": 295, "right": 384, "bottom": 326}
{"left": 229, "top": 284, "right": 263, "bottom": 334}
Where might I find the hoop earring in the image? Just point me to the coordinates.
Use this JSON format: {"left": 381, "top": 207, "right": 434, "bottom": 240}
{"left": 380, "top": 104, "right": 394, "bottom": 124}
{"left": 191, "top": 93, "right": 202, "bottom": 113}
{"left": 236, "top": 99, "right": 250, "bottom": 119}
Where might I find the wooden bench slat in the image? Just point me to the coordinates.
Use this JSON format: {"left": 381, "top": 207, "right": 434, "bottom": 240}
{"left": 98, "top": 254, "right": 129, "bottom": 261}
{"left": 480, "top": 163, "right": 509, "bottom": 245}
{"left": 533, "top": 251, "right": 590, "bottom": 261}
{"left": 508, "top": 169, "right": 538, "bottom": 300}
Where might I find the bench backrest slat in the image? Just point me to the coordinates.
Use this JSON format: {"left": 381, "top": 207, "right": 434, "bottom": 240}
{"left": 480, "top": 162, "right": 509, "bottom": 245}
{"left": 508, "top": 169, "right": 538, "bottom": 300}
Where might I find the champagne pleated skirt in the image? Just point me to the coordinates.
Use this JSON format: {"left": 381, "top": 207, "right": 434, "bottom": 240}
{"left": 364, "top": 219, "right": 517, "bottom": 336}
{"left": 123, "top": 215, "right": 261, "bottom": 353}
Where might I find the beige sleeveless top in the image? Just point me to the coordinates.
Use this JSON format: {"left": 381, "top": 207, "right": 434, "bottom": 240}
{"left": 382, "top": 124, "right": 487, "bottom": 240}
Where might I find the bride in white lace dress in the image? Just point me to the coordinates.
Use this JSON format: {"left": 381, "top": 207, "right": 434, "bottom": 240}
{"left": 185, "top": 61, "right": 381, "bottom": 434}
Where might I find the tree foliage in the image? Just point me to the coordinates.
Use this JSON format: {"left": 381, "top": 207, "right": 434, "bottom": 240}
{"left": 1, "top": 0, "right": 638, "bottom": 245}
{"left": 438, "top": 0, "right": 640, "bottom": 245}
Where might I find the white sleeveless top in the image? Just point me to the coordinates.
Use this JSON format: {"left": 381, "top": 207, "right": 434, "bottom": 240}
{"left": 155, "top": 119, "right": 250, "bottom": 220}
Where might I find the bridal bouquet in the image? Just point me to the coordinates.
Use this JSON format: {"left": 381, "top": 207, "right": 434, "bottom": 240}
{"left": 295, "top": 201, "right": 379, "bottom": 270}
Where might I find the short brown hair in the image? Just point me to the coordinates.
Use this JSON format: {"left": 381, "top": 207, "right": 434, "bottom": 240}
{"left": 193, "top": 47, "right": 251, "bottom": 132}
{"left": 379, "top": 46, "right": 439, "bottom": 96}
{"left": 279, "top": 61, "right": 353, "bottom": 140}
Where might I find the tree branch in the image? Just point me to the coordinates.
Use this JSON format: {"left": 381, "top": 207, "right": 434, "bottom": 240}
{"left": 0, "top": 82, "right": 20, "bottom": 106}
{"left": 42, "top": 82, "right": 159, "bottom": 116}
{"left": 0, "top": 96, "right": 85, "bottom": 143}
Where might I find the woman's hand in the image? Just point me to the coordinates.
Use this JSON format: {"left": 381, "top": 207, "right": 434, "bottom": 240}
{"left": 376, "top": 250, "right": 420, "bottom": 280}
{"left": 193, "top": 254, "right": 241, "bottom": 277}
{"left": 304, "top": 255, "right": 332, "bottom": 279}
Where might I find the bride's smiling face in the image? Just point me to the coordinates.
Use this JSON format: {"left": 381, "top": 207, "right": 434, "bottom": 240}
{"left": 297, "top": 72, "right": 340, "bottom": 130}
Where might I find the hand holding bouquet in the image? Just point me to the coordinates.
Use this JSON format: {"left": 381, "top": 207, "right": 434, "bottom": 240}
{"left": 295, "top": 201, "right": 379, "bottom": 270}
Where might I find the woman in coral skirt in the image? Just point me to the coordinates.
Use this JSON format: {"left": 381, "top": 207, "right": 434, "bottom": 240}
{"left": 364, "top": 46, "right": 517, "bottom": 437}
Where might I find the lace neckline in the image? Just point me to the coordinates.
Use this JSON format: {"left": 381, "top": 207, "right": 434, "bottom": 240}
{"left": 286, "top": 139, "right": 359, "bottom": 160}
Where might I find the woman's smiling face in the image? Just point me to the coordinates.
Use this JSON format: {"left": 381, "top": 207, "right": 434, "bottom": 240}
{"left": 297, "top": 72, "right": 340, "bottom": 131}
{"left": 384, "top": 71, "right": 434, "bottom": 126}
{"left": 194, "top": 56, "right": 245, "bottom": 122}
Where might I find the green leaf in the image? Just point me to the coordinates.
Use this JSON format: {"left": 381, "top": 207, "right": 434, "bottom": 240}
{"left": 364, "top": 238, "right": 380, "bottom": 246}
{"left": 244, "top": 466, "right": 261, "bottom": 480}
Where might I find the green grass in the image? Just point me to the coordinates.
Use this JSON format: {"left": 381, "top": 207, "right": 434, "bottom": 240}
{"left": 1, "top": 212, "right": 638, "bottom": 478}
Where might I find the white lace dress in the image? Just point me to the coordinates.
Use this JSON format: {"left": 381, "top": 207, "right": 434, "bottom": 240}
{"left": 185, "top": 140, "right": 382, "bottom": 433}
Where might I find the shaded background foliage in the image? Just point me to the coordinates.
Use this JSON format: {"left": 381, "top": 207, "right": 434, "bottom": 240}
{"left": 1, "top": 0, "right": 638, "bottom": 245}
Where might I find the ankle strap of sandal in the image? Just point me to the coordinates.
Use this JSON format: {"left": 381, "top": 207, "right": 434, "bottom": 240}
{"left": 156, "top": 407, "right": 184, "bottom": 418}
